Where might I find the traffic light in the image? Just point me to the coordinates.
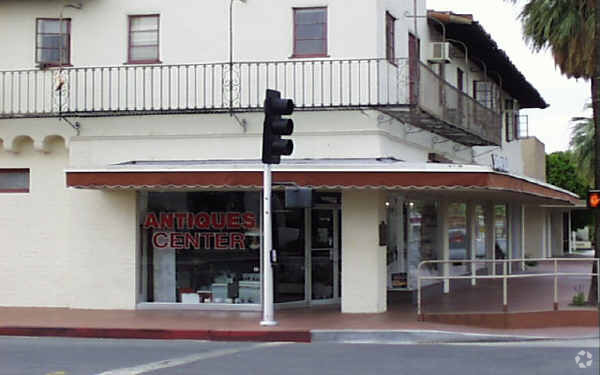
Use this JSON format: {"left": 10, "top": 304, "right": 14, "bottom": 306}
{"left": 588, "top": 190, "right": 600, "bottom": 209}
{"left": 262, "top": 89, "right": 294, "bottom": 164}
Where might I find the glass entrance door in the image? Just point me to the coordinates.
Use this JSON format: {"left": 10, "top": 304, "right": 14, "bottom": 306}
{"left": 310, "top": 208, "right": 339, "bottom": 303}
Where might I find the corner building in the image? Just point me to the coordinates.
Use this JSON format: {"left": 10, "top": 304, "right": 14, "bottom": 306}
{"left": 0, "top": 0, "right": 576, "bottom": 313}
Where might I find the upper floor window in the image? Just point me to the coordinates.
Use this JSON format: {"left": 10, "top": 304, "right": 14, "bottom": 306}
{"left": 386, "top": 12, "right": 396, "bottom": 63}
{"left": 456, "top": 68, "right": 464, "bottom": 92}
{"left": 504, "top": 99, "right": 519, "bottom": 142}
{"left": 128, "top": 15, "right": 160, "bottom": 64}
{"left": 473, "top": 80, "right": 500, "bottom": 111}
{"left": 0, "top": 169, "right": 30, "bottom": 193}
{"left": 36, "top": 18, "right": 71, "bottom": 66}
{"left": 293, "top": 7, "right": 327, "bottom": 58}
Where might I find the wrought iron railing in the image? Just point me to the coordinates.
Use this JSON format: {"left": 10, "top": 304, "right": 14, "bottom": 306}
{"left": 0, "top": 58, "right": 502, "bottom": 144}
{"left": 0, "top": 58, "right": 411, "bottom": 116}
{"left": 418, "top": 63, "right": 502, "bottom": 145}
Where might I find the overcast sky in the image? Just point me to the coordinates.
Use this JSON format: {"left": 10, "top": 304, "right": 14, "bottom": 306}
{"left": 427, "top": 0, "right": 591, "bottom": 153}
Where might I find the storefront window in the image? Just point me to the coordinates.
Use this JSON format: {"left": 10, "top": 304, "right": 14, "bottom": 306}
{"left": 448, "top": 203, "right": 468, "bottom": 275}
{"left": 495, "top": 204, "right": 508, "bottom": 258}
{"left": 272, "top": 193, "right": 306, "bottom": 303}
{"left": 141, "top": 192, "right": 261, "bottom": 304}
{"left": 475, "top": 205, "right": 486, "bottom": 259}
{"left": 407, "top": 200, "right": 440, "bottom": 289}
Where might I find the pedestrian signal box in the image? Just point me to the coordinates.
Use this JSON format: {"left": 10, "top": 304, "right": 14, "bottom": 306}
{"left": 587, "top": 190, "right": 600, "bottom": 209}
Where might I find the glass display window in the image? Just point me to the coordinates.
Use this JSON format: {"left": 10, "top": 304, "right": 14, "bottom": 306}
{"left": 142, "top": 191, "right": 261, "bottom": 305}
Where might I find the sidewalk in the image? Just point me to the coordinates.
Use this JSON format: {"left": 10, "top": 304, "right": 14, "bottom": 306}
{"left": 0, "top": 260, "right": 597, "bottom": 344}
{"left": 0, "top": 305, "right": 597, "bottom": 343}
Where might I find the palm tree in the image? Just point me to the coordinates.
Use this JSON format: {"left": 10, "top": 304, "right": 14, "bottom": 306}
{"left": 570, "top": 107, "right": 594, "bottom": 183}
{"left": 506, "top": 0, "right": 599, "bottom": 304}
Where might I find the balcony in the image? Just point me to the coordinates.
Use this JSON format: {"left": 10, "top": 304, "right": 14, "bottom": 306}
{"left": 0, "top": 58, "right": 501, "bottom": 146}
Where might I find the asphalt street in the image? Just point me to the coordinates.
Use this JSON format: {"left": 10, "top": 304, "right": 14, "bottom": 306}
{"left": 0, "top": 336, "right": 598, "bottom": 375}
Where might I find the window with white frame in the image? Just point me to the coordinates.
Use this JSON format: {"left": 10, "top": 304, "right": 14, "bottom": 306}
{"left": 128, "top": 15, "right": 160, "bottom": 64}
{"left": 36, "top": 18, "right": 71, "bottom": 66}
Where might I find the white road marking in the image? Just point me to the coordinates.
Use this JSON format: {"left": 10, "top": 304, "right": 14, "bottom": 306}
{"left": 95, "top": 342, "right": 288, "bottom": 375}
{"left": 443, "top": 339, "right": 600, "bottom": 348}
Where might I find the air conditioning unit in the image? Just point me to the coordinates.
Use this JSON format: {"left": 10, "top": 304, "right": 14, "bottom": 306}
{"left": 428, "top": 42, "right": 451, "bottom": 64}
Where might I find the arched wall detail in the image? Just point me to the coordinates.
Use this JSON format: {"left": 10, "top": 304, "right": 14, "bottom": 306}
{"left": 2, "top": 134, "right": 68, "bottom": 154}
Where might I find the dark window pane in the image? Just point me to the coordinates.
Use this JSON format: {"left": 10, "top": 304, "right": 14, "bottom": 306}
{"left": 38, "top": 48, "right": 60, "bottom": 63}
{"left": 131, "top": 46, "right": 159, "bottom": 61}
{"left": 130, "top": 15, "right": 158, "bottom": 31}
{"left": 296, "top": 9, "right": 326, "bottom": 24}
{"left": 129, "top": 15, "right": 160, "bottom": 63}
{"left": 38, "top": 19, "right": 68, "bottom": 33}
{"left": 36, "top": 19, "right": 70, "bottom": 64}
{"left": 296, "top": 39, "right": 325, "bottom": 55}
{"left": 0, "top": 171, "right": 29, "bottom": 191}
{"left": 38, "top": 34, "right": 68, "bottom": 49}
{"left": 131, "top": 31, "right": 159, "bottom": 46}
{"left": 296, "top": 23, "right": 324, "bottom": 39}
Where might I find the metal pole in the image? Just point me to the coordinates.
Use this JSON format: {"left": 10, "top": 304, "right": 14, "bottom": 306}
{"left": 502, "top": 261, "right": 508, "bottom": 312}
{"left": 467, "top": 202, "right": 476, "bottom": 286}
{"left": 261, "top": 163, "right": 277, "bottom": 326}
{"left": 417, "top": 271, "right": 422, "bottom": 320}
{"left": 229, "top": 0, "right": 233, "bottom": 113}
{"left": 568, "top": 210, "right": 572, "bottom": 254}
{"left": 597, "top": 259, "right": 599, "bottom": 306}
{"left": 521, "top": 205, "right": 526, "bottom": 272}
{"left": 553, "top": 259, "right": 558, "bottom": 311}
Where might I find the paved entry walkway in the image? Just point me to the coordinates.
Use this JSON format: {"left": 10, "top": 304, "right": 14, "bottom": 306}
{"left": 419, "top": 259, "right": 598, "bottom": 314}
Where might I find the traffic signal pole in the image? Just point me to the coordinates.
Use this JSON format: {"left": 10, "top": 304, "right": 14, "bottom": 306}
{"left": 260, "top": 89, "right": 294, "bottom": 326}
{"left": 261, "top": 163, "right": 277, "bottom": 326}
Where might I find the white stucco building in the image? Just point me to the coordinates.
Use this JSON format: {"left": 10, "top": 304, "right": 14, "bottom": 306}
{"left": 0, "top": 0, "right": 577, "bottom": 313}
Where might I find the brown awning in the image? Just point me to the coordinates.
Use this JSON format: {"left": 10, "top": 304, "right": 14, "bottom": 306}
{"left": 66, "top": 160, "right": 578, "bottom": 205}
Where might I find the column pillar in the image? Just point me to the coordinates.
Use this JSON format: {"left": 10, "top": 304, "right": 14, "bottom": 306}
{"left": 341, "top": 190, "right": 387, "bottom": 313}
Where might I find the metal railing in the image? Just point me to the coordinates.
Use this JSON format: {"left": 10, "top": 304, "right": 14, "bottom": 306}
{"left": 0, "top": 58, "right": 410, "bottom": 116}
{"left": 418, "top": 63, "right": 502, "bottom": 145}
{"left": 416, "top": 258, "right": 600, "bottom": 317}
{"left": 0, "top": 58, "right": 503, "bottom": 145}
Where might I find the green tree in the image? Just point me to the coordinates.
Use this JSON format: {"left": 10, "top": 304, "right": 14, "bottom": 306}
{"left": 570, "top": 107, "right": 594, "bottom": 183}
{"left": 546, "top": 151, "right": 589, "bottom": 198}
{"left": 506, "top": 0, "right": 599, "bottom": 304}
{"left": 546, "top": 151, "right": 592, "bottom": 231}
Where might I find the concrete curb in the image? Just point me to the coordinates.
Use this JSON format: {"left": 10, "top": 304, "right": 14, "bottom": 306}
{"left": 310, "top": 329, "right": 600, "bottom": 344}
{"left": 0, "top": 327, "right": 312, "bottom": 343}
{"left": 0, "top": 326, "right": 596, "bottom": 344}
